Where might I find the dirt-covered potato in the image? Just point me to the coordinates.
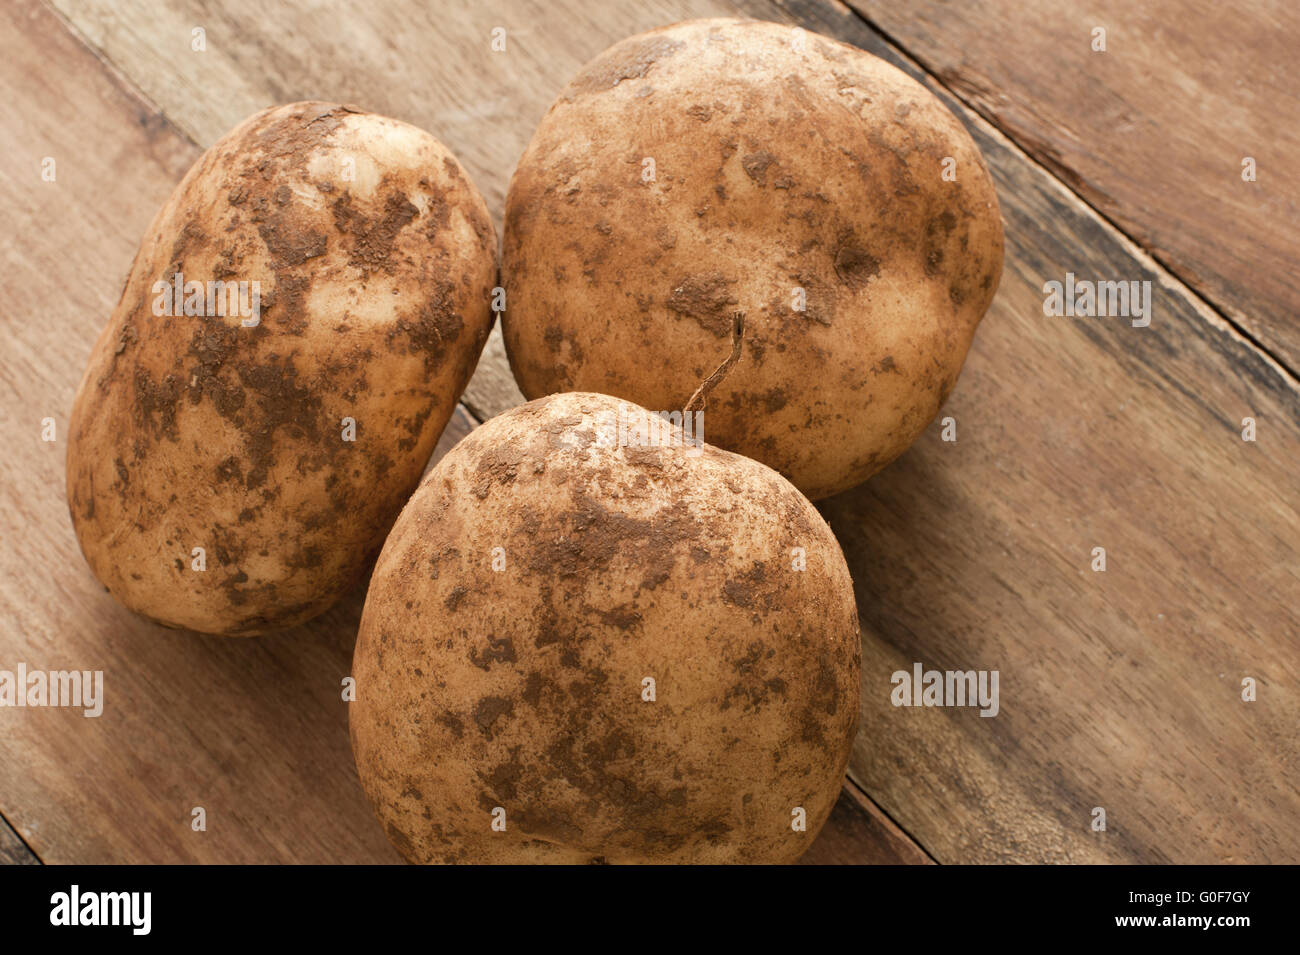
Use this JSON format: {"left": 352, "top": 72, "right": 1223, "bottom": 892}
{"left": 503, "top": 18, "right": 1003, "bottom": 500}
{"left": 66, "top": 102, "right": 497, "bottom": 635}
{"left": 350, "top": 392, "right": 860, "bottom": 864}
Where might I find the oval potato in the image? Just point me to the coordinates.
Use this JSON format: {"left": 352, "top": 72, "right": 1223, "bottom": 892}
{"left": 66, "top": 102, "right": 497, "bottom": 634}
{"left": 503, "top": 19, "right": 1004, "bottom": 499}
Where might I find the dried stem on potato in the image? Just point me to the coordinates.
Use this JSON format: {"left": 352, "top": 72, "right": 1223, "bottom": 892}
{"left": 685, "top": 311, "right": 744, "bottom": 414}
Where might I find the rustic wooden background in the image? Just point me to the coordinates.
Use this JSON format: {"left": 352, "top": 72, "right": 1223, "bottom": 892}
{"left": 0, "top": 0, "right": 1295, "bottom": 864}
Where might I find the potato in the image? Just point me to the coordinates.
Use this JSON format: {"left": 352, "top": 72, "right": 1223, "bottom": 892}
{"left": 503, "top": 18, "right": 1003, "bottom": 499}
{"left": 350, "top": 392, "right": 860, "bottom": 863}
{"left": 66, "top": 102, "right": 497, "bottom": 635}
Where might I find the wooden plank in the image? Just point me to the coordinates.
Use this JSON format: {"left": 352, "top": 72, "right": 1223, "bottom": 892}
{"left": 773, "top": 0, "right": 1300, "bottom": 864}
{"left": 842, "top": 0, "right": 1300, "bottom": 372}
{"left": 800, "top": 783, "right": 934, "bottom": 865}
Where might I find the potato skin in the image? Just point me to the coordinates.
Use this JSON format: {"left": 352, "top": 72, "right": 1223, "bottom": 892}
{"left": 350, "top": 392, "right": 860, "bottom": 864}
{"left": 66, "top": 102, "right": 497, "bottom": 635}
{"left": 503, "top": 18, "right": 1004, "bottom": 500}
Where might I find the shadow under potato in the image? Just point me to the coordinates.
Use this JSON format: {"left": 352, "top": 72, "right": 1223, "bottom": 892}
{"left": 818, "top": 439, "right": 983, "bottom": 668}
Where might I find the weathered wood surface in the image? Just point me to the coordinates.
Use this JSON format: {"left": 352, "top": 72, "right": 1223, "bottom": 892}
{"left": 845, "top": 0, "right": 1300, "bottom": 372}
{"left": 2, "top": 0, "right": 1295, "bottom": 864}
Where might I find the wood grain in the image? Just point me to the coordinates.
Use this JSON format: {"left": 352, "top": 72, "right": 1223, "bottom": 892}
{"left": 844, "top": 0, "right": 1300, "bottom": 373}
{"left": 782, "top": 0, "right": 1300, "bottom": 863}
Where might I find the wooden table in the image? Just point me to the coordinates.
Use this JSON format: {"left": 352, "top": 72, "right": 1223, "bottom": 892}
{"left": 1, "top": 0, "right": 1295, "bottom": 864}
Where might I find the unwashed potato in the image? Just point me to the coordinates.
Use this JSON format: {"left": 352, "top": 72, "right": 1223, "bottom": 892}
{"left": 66, "top": 102, "right": 497, "bottom": 635}
{"left": 503, "top": 18, "right": 1004, "bottom": 499}
{"left": 350, "top": 392, "right": 861, "bottom": 863}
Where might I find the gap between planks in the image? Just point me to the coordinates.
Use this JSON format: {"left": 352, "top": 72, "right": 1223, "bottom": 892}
{"left": 42, "top": 0, "right": 204, "bottom": 156}
{"left": 0, "top": 812, "right": 41, "bottom": 866}
{"left": 841, "top": 772, "right": 939, "bottom": 864}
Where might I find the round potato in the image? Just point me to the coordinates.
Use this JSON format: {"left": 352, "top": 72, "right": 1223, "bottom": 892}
{"left": 66, "top": 102, "right": 497, "bottom": 635}
{"left": 503, "top": 18, "right": 1003, "bottom": 499}
{"left": 350, "top": 392, "right": 861, "bottom": 864}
